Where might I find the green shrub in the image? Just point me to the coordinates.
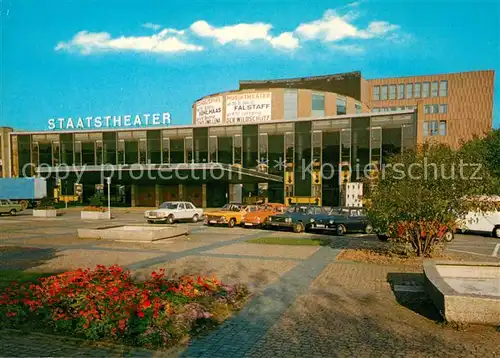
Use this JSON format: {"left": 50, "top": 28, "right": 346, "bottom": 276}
{"left": 89, "top": 192, "right": 105, "bottom": 207}
{"left": 37, "top": 196, "right": 55, "bottom": 210}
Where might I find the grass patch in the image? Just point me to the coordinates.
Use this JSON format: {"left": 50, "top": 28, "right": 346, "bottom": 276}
{"left": 247, "top": 237, "right": 328, "bottom": 246}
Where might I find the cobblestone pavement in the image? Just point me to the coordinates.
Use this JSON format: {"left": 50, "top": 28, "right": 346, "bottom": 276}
{"left": 245, "top": 262, "right": 500, "bottom": 358}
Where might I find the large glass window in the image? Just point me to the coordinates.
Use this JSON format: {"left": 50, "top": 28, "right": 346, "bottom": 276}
{"left": 74, "top": 141, "right": 82, "bottom": 166}
{"left": 185, "top": 137, "right": 193, "bottom": 163}
{"left": 294, "top": 121, "right": 311, "bottom": 196}
{"left": 389, "top": 84, "right": 396, "bottom": 100}
{"left": 423, "top": 120, "right": 439, "bottom": 136}
{"left": 60, "top": 133, "right": 74, "bottom": 166}
{"left": 208, "top": 136, "right": 217, "bottom": 162}
{"left": 233, "top": 134, "right": 242, "bottom": 165}
{"left": 268, "top": 134, "right": 284, "bottom": 175}
{"left": 103, "top": 132, "right": 116, "bottom": 165}
{"left": 373, "top": 86, "right": 380, "bottom": 101}
{"left": 147, "top": 130, "right": 161, "bottom": 164}
{"left": 312, "top": 93, "right": 325, "bottom": 117}
{"left": 243, "top": 125, "right": 258, "bottom": 168}
{"left": 414, "top": 83, "right": 421, "bottom": 98}
{"left": 258, "top": 133, "right": 268, "bottom": 167}
{"left": 352, "top": 117, "right": 370, "bottom": 179}
{"left": 381, "top": 128, "right": 402, "bottom": 164}
{"left": 439, "top": 80, "right": 448, "bottom": 97}
{"left": 406, "top": 84, "right": 413, "bottom": 99}
{"left": 96, "top": 140, "right": 103, "bottom": 165}
{"left": 218, "top": 137, "right": 232, "bottom": 164}
{"left": 431, "top": 81, "right": 439, "bottom": 97}
{"left": 125, "top": 140, "right": 138, "bottom": 164}
{"left": 336, "top": 97, "right": 347, "bottom": 115}
{"left": 397, "top": 84, "right": 405, "bottom": 99}
{"left": 82, "top": 142, "right": 95, "bottom": 165}
{"left": 52, "top": 141, "right": 60, "bottom": 166}
{"left": 370, "top": 127, "right": 382, "bottom": 166}
{"left": 162, "top": 137, "right": 170, "bottom": 163}
{"left": 284, "top": 89, "right": 298, "bottom": 119}
{"left": 170, "top": 139, "right": 184, "bottom": 163}
{"left": 139, "top": 139, "right": 147, "bottom": 164}
{"left": 422, "top": 82, "right": 430, "bottom": 97}
{"left": 432, "top": 104, "right": 439, "bottom": 114}
{"left": 193, "top": 127, "right": 208, "bottom": 163}
{"left": 39, "top": 143, "right": 52, "bottom": 166}
{"left": 380, "top": 85, "right": 388, "bottom": 100}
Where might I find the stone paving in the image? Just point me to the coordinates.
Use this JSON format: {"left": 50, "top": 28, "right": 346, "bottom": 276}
{"left": 1, "top": 211, "right": 498, "bottom": 357}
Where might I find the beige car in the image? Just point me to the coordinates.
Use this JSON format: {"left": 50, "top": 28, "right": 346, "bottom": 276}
{"left": 0, "top": 199, "right": 24, "bottom": 216}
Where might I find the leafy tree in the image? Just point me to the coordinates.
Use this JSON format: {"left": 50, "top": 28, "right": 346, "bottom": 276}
{"left": 365, "top": 142, "right": 498, "bottom": 257}
{"left": 460, "top": 129, "right": 500, "bottom": 186}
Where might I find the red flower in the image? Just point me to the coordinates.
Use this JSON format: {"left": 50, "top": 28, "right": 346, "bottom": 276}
{"left": 6, "top": 311, "right": 17, "bottom": 317}
{"left": 142, "top": 299, "right": 151, "bottom": 309}
{"left": 137, "top": 311, "right": 145, "bottom": 318}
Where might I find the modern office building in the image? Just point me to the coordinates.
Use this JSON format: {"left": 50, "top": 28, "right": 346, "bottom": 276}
{"left": 3, "top": 69, "right": 494, "bottom": 207}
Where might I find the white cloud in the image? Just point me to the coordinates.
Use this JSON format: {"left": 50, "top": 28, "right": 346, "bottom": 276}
{"left": 269, "top": 32, "right": 300, "bottom": 50}
{"left": 190, "top": 20, "right": 272, "bottom": 44}
{"left": 330, "top": 44, "right": 365, "bottom": 54}
{"left": 295, "top": 9, "right": 399, "bottom": 42}
{"left": 158, "top": 28, "right": 185, "bottom": 36}
{"left": 142, "top": 22, "right": 161, "bottom": 31}
{"left": 55, "top": 30, "right": 203, "bottom": 54}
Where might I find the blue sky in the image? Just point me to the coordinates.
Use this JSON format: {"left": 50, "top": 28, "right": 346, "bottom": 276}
{"left": 1, "top": 0, "right": 499, "bottom": 130}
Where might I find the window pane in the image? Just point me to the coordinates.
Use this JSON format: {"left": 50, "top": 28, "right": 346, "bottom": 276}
{"left": 312, "top": 93, "right": 325, "bottom": 117}
{"left": 336, "top": 98, "right": 347, "bottom": 115}
{"left": 439, "top": 104, "right": 448, "bottom": 113}
{"left": 439, "top": 121, "right": 447, "bottom": 136}
{"left": 439, "top": 80, "right": 448, "bottom": 96}
{"left": 414, "top": 83, "right": 421, "bottom": 98}
{"left": 406, "top": 84, "right": 413, "bottom": 98}
{"left": 284, "top": 89, "right": 298, "bottom": 120}
{"left": 424, "top": 105, "right": 430, "bottom": 114}
{"left": 422, "top": 82, "right": 430, "bottom": 97}
{"left": 389, "top": 84, "right": 396, "bottom": 100}
{"left": 432, "top": 104, "right": 439, "bottom": 114}
{"left": 373, "top": 86, "right": 380, "bottom": 101}
{"left": 381, "top": 85, "right": 388, "bottom": 100}
{"left": 373, "top": 108, "right": 380, "bottom": 112}
{"left": 431, "top": 81, "right": 438, "bottom": 97}
{"left": 355, "top": 103, "right": 361, "bottom": 114}
{"left": 397, "top": 84, "right": 405, "bottom": 99}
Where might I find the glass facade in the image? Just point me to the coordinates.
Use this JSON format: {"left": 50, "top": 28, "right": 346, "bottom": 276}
{"left": 11, "top": 112, "right": 416, "bottom": 207}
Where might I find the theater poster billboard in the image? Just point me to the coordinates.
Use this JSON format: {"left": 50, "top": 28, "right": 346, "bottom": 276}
{"left": 195, "top": 96, "right": 223, "bottom": 124}
{"left": 225, "top": 92, "right": 272, "bottom": 123}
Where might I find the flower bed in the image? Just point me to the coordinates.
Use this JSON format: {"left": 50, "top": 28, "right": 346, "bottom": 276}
{"left": 0, "top": 265, "right": 249, "bottom": 349}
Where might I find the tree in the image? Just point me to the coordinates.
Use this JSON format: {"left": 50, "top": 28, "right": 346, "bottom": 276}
{"left": 365, "top": 142, "right": 498, "bottom": 257}
{"left": 460, "top": 129, "right": 500, "bottom": 185}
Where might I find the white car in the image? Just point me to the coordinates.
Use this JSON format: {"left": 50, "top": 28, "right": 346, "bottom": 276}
{"left": 459, "top": 209, "right": 500, "bottom": 238}
{"left": 144, "top": 201, "right": 203, "bottom": 224}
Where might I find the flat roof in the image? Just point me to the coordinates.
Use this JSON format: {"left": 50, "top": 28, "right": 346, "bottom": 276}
{"left": 10, "top": 110, "right": 415, "bottom": 136}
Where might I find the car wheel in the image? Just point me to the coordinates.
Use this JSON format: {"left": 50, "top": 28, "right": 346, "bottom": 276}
{"left": 9, "top": 209, "right": 17, "bottom": 216}
{"left": 192, "top": 214, "right": 199, "bottom": 223}
{"left": 443, "top": 231, "right": 454, "bottom": 242}
{"left": 293, "top": 222, "right": 304, "bottom": 233}
{"left": 492, "top": 226, "right": 500, "bottom": 238}
{"left": 147, "top": 220, "right": 154, "bottom": 224}
{"left": 364, "top": 224, "right": 374, "bottom": 234}
{"left": 228, "top": 218, "right": 236, "bottom": 228}
{"left": 336, "top": 224, "right": 346, "bottom": 236}
{"left": 166, "top": 215, "right": 175, "bottom": 224}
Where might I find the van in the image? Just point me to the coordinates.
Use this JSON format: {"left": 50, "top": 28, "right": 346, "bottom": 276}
{"left": 459, "top": 208, "right": 500, "bottom": 238}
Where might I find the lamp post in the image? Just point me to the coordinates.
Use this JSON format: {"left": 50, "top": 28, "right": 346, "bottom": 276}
{"left": 106, "top": 177, "right": 111, "bottom": 219}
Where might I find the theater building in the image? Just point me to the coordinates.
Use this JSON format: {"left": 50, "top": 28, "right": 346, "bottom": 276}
{"left": 3, "top": 69, "right": 494, "bottom": 207}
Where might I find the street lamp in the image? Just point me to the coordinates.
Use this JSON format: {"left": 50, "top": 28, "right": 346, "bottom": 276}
{"left": 105, "top": 177, "right": 111, "bottom": 219}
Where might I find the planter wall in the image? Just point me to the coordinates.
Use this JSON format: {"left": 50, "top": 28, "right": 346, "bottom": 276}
{"left": 33, "top": 209, "right": 57, "bottom": 218}
{"left": 81, "top": 211, "right": 110, "bottom": 220}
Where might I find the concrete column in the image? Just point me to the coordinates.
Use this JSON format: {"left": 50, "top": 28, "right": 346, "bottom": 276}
{"left": 202, "top": 184, "right": 207, "bottom": 208}
{"left": 155, "top": 184, "right": 161, "bottom": 207}
{"left": 178, "top": 184, "right": 184, "bottom": 200}
{"left": 131, "top": 184, "right": 137, "bottom": 207}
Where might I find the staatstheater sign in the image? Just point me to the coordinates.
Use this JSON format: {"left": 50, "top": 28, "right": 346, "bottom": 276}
{"left": 47, "top": 112, "right": 171, "bottom": 131}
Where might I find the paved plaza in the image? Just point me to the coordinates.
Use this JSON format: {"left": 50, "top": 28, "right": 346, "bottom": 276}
{"left": 0, "top": 209, "right": 499, "bottom": 357}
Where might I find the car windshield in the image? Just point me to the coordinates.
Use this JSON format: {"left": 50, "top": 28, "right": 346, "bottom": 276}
{"left": 286, "top": 206, "right": 325, "bottom": 215}
{"left": 159, "top": 202, "right": 179, "bottom": 209}
{"left": 221, "top": 204, "right": 242, "bottom": 212}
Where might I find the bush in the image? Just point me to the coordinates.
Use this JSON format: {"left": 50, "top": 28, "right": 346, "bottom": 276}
{"left": 36, "top": 197, "right": 55, "bottom": 210}
{"left": 366, "top": 143, "right": 498, "bottom": 257}
{"left": 0, "top": 265, "right": 249, "bottom": 349}
{"left": 89, "top": 192, "right": 105, "bottom": 207}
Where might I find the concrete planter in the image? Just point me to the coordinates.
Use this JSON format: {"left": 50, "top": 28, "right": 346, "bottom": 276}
{"left": 33, "top": 209, "right": 57, "bottom": 218}
{"left": 81, "top": 211, "right": 110, "bottom": 220}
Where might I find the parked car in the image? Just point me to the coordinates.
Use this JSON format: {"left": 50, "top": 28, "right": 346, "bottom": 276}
{"left": 241, "top": 203, "right": 286, "bottom": 228}
{"left": 458, "top": 208, "right": 500, "bottom": 238}
{"left": 204, "top": 203, "right": 258, "bottom": 228}
{"left": 0, "top": 199, "right": 25, "bottom": 216}
{"left": 144, "top": 201, "right": 203, "bottom": 224}
{"left": 265, "top": 204, "right": 330, "bottom": 233}
{"left": 310, "top": 207, "right": 373, "bottom": 235}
